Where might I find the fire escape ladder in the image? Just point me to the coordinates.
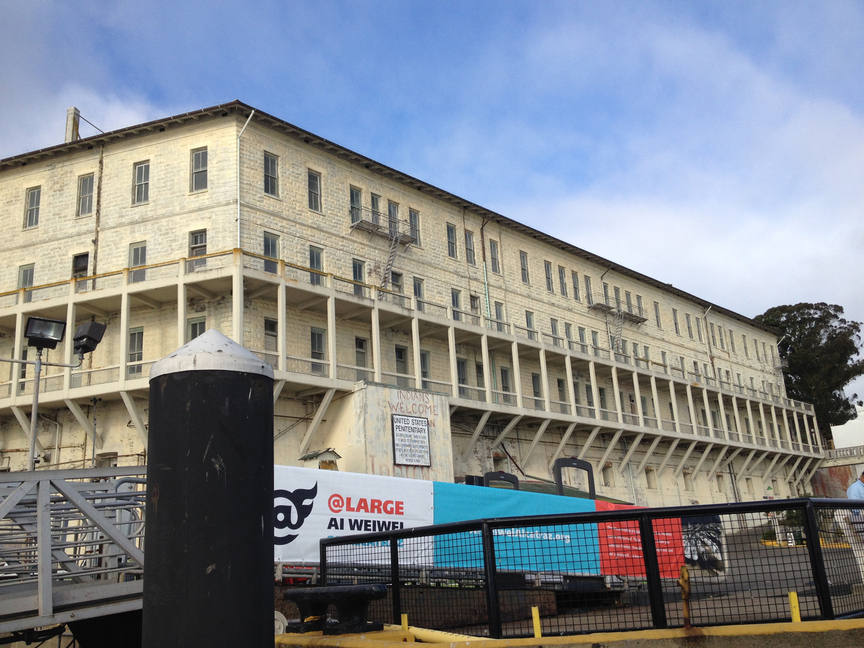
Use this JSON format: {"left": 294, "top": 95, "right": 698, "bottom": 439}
{"left": 380, "top": 230, "right": 401, "bottom": 291}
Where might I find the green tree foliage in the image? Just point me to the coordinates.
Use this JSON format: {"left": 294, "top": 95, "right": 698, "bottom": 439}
{"left": 755, "top": 303, "right": 864, "bottom": 438}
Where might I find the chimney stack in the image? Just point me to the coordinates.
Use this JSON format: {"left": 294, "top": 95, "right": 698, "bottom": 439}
{"left": 65, "top": 107, "right": 80, "bottom": 143}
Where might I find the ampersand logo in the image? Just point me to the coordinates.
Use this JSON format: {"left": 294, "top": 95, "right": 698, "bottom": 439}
{"left": 328, "top": 493, "right": 344, "bottom": 513}
{"left": 273, "top": 483, "right": 318, "bottom": 545}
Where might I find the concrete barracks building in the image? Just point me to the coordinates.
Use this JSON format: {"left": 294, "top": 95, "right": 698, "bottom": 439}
{"left": 0, "top": 101, "right": 824, "bottom": 506}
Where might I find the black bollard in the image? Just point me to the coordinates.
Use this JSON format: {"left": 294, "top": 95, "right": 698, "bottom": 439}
{"left": 142, "top": 330, "right": 274, "bottom": 648}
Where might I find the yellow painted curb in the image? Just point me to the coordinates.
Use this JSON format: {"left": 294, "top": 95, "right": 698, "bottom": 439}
{"left": 275, "top": 618, "right": 864, "bottom": 648}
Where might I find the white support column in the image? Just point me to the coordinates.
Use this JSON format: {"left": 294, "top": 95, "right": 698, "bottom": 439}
{"left": 539, "top": 349, "right": 551, "bottom": 412}
{"left": 327, "top": 294, "right": 337, "bottom": 380}
{"left": 11, "top": 311, "right": 23, "bottom": 395}
{"left": 657, "top": 438, "right": 681, "bottom": 475}
{"left": 523, "top": 419, "right": 551, "bottom": 464}
{"left": 589, "top": 361, "right": 601, "bottom": 420}
{"left": 811, "top": 417, "right": 824, "bottom": 451}
{"left": 769, "top": 405, "right": 782, "bottom": 446}
{"left": 565, "top": 356, "right": 577, "bottom": 415}
{"left": 785, "top": 456, "right": 804, "bottom": 484}
{"left": 802, "top": 414, "right": 813, "bottom": 447}
{"left": 598, "top": 429, "right": 623, "bottom": 471}
{"left": 692, "top": 443, "right": 715, "bottom": 476}
{"left": 757, "top": 401, "right": 769, "bottom": 442}
{"left": 791, "top": 410, "right": 803, "bottom": 446}
{"left": 65, "top": 399, "right": 103, "bottom": 449}
{"left": 448, "top": 326, "right": 458, "bottom": 398}
{"left": 632, "top": 372, "right": 644, "bottom": 426}
{"left": 460, "top": 411, "right": 492, "bottom": 464}
{"left": 762, "top": 453, "right": 782, "bottom": 483}
{"left": 299, "top": 389, "right": 336, "bottom": 455}
{"left": 736, "top": 450, "right": 757, "bottom": 482}
{"left": 231, "top": 249, "right": 244, "bottom": 345}
{"left": 578, "top": 426, "right": 602, "bottom": 460}
{"left": 120, "top": 391, "right": 148, "bottom": 445}
{"left": 747, "top": 450, "right": 771, "bottom": 476}
{"left": 650, "top": 374, "right": 662, "bottom": 428}
{"left": 64, "top": 302, "right": 78, "bottom": 391}
{"left": 481, "top": 334, "right": 492, "bottom": 403}
{"left": 745, "top": 399, "right": 757, "bottom": 439}
{"left": 277, "top": 284, "right": 286, "bottom": 371}
{"left": 716, "top": 392, "right": 729, "bottom": 440}
{"left": 549, "top": 423, "right": 577, "bottom": 469}
{"left": 371, "top": 300, "right": 382, "bottom": 383}
{"left": 792, "top": 458, "right": 814, "bottom": 489}
{"left": 411, "top": 315, "right": 422, "bottom": 388}
{"left": 684, "top": 383, "right": 697, "bottom": 433}
{"left": 491, "top": 415, "right": 523, "bottom": 449}
{"left": 618, "top": 432, "right": 644, "bottom": 475}
{"left": 731, "top": 395, "right": 744, "bottom": 440}
{"left": 611, "top": 366, "right": 623, "bottom": 424}
{"left": 636, "top": 435, "right": 662, "bottom": 475}
{"left": 674, "top": 441, "right": 698, "bottom": 478}
{"left": 669, "top": 380, "right": 682, "bottom": 433}
{"left": 767, "top": 454, "right": 792, "bottom": 481}
{"left": 701, "top": 387, "right": 714, "bottom": 437}
{"left": 707, "top": 447, "right": 729, "bottom": 476}
{"left": 719, "top": 447, "right": 743, "bottom": 472}
{"left": 511, "top": 340, "right": 523, "bottom": 409}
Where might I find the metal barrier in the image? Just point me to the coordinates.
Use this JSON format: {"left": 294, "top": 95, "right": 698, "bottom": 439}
{"left": 320, "top": 498, "right": 864, "bottom": 637}
{"left": 0, "top": 466, "right": 147, "bottom": 635}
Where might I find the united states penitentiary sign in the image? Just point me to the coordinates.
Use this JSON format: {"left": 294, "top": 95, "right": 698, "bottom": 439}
{"left": 392, "top": 414, "right": 431, "bottom": 466}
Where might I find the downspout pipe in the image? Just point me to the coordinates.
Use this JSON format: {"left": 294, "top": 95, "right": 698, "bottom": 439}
{"left": 237, "top": 111, "right": 255, "bottom": 248}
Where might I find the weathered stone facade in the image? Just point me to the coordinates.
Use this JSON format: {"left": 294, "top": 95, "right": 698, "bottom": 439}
{"left": 0, "top": 101, "right": 824, "bottom": 507}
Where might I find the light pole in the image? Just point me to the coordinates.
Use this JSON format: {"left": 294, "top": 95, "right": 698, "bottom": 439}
{"left": 2, "top": 317, "right": 106, "bottom": 471}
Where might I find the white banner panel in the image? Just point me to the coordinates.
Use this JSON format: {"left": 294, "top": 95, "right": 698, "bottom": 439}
{"left": 273, "top": 466, "right": 434, "bottom": 564}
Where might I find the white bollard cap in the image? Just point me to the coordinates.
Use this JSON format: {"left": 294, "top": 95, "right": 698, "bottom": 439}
{"left": 150, "top": 329, "right": 274, "bottom": 380}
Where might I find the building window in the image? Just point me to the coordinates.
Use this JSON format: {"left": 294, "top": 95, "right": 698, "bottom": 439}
{"left": 446, "top": 223, "right": 458, "bottom": 258}
{"left": 395, "top": 345, "right": 408, "bottom": 386}
{"left": 77, "top": 174, "right": 94, "bottom": 217}
{"left": 128, "top": 327, "right": 144, "bottom": 377}
{"left": 490, "top": 240, "right": 500, "bottom": 273}
{"left": 355, "top": 337, "right": 368, "bottom": 379}
{"left": 187, "top": 317, "right": 206, "bottom": 342}
{"left": 544, "top": 261, "right": 554, "bottom": 292}
{"left": 525, "top": 311, "right": 536, "bottom": 340}
{"left": 265, "top": 153, "right": 279, "bottom": 197}
{"left": 457, "top": 358, "right": 468, "bottom": 396}
{"left": 532, "top": 373, "right": 542, "bottom": 408}
{"left": 470, "top": 294, "right": 480, "bottom": 315}
{"left": 388, "top": 200, "right": 399, "bottom": 235}
{"left": 189, "top": 230, "right": 207, "bottom": 269}
{"left": 391, "top": 271, "right": 403, "bottom": 294}
{"left": 348, "top": 186, "right": 362, "bottom": 224}
{"left": 695, "top": 317, "right": 703, "bottom": 342}
{"left": 465, "top": 231, "right": 476, "bottom": 265}
{"left": 603, "top": 283, "right": 610, "bottom": 306}
{"left": 370, "top": 193, "right": 381, "bottom": 225}
{"left": 584, "top": 276, "right": 593, "bottom": 305}
{"left": 710, "top": 322, "right": 717, "bottom": 346}
{"left": 728, "top": 329, "right": 736, "bottom": 353}
{"left": 625, "top": 291, "right": 633, "bottom": 313}
{"left": 307, "top": 170, "right": 321, "bottom": 212}
{"left": 636, "top": 295, "right": 643, "bottom": 316}
{"left": 311, "top": 328, "right": 326, "bottom": 374}
{"left": 551, "top": 318, "right": 560, "bottom": 345}
{"left": 520, "top": 251, "right": 530, "bottom": 284}
{"left": 191, "top": 147, "right": 208, "bottom": 192}
{"left": 263, "top": 232, "right": 279, "bottom": 274}
{"left": 420, "top": 350, "right": 430, "bottom": 389}
{"left": 409, "top": 209, "right": 420, "bottom": 245}
{"left": 672, "top": 309, "right": 680, "bottom": 335}
{"left": 500, "top": 366, "right": 512, "bottom": 402}
{"left": 614, "top": 286, "right": 622, "bottom": 309}
{"left": 494, "top": 301, "right": 505, "bottom": 332}
{"left": 264, "top": 318, "right": 278, "bottom": 367}
{"left": 133, "top": 162, "right": 149, "bottom": 204}
{"left": 654, "top": 302, "right": 661, "bottom": 328}
{"left": 718, "top": 326, "right": 726, "bottom": 350}
{"left": 413, "top": 277, "right": 424, "bottom": 311}
{"left": 18, "top": 264, "right": 34, "bottom": 303}
{"left": 352, "top": 259, "right": 365, "bottom": 295}
{"left": 571, "top": 271, "right": 580, "bottom": 301}
{"left": 24, "top": 187, "right": 41, "bottom": 228}
{"left": 743, "top": 335, "right": 749, "bottom": 358}
{"left": 476, "top": 362, "right": 485, "bottom": 390}
{"left": 451, "top": 289, "right": 461, "bottom": 321}
{"left": 309, "top": 245, "right": 324, "bottom": 286}
{"left": 686, "top": 314, "right": 693, "bottom": 339}
{"left": 556, "top": 266, "right": 567, "bottom": 297}
{"left": 129, "top": 242, "right": 147, "bottom": 283}
{"left": 72, "top": 253, "right": 89, "bottom": 279}
{"left": 762, "top": 342, "right": 767, "bottom": 362}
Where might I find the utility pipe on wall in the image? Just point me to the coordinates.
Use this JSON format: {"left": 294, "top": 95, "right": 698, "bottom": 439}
{"left": 236, "top": 111, "right": 256, "bottom": 248}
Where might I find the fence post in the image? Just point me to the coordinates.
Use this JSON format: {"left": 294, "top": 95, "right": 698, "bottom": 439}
{"left": 803, "top": 500, "right": 834, "bottom": 619}
{"left": 319, "top": 540, "right": 327, "bottom": 587}
{"left": 390, "top": 535, "right": 402, "bottom": 626}
{"left": 481, "top": 522, "right": 502, "bottom": 638}
{"left": 638, "top": 513, "right": 667, "bottom": 629}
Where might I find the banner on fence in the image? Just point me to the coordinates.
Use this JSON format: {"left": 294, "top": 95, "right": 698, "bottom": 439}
{"left": 273, "top": 466, "right": 434, "bottom": 563}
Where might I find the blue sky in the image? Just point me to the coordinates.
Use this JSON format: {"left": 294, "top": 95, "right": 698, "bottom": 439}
{"left": 2, "top": 0, "right": 863, "bottom": 406}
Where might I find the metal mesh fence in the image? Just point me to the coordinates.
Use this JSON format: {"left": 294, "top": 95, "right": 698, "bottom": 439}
{"left": 321, "top": 499, "right": 864, "bottom": 638}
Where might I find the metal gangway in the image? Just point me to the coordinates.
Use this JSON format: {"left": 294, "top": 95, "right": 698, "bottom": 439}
{"left": 0, "top": 466, "right": 146, "bottom": 637}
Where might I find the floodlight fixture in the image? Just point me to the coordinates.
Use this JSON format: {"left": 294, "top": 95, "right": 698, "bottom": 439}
{"left": 24, "top": 317, "right": 66, "bottom": 351}
{"left": 73, "top": 321, "right": 106, "bottom": 357}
